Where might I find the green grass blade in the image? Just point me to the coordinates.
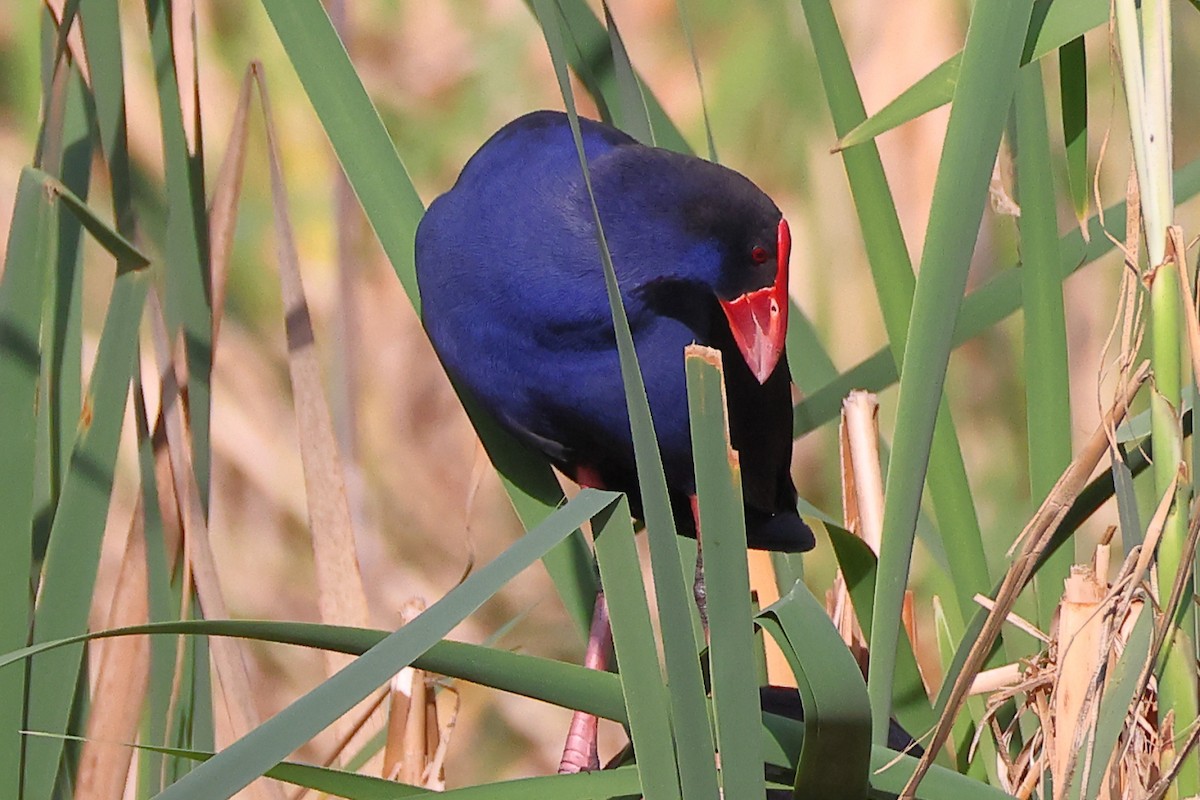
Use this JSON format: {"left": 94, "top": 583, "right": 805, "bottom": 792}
{"left": 825, "top": 526, "right": 934, "bottom": 738}
{"left": 786, "top": 303, "right": 838, "bottom": 390}
{"left": 673, "top": 0, "right": 715, "bottom": 162}
{"left": 835, "top": 0, "right": 1108, "bottom": 149}
{"left": 0, "top": 168, "right": 56, "bottom": 800}
{"left": 42, "top": 69, "right": 90, "bottom": 513}
{"left": 687, "top": 349, "right": 765, "bottom": 800}
{"left": 143, "top": 0, "right": 212, "bottom": 503}
{"left": 602, "top": 1, "right": 653, "bottom": 145}
{"left": 540, "top": 0, "right": 693, "bottom": 156}
{"left": 869, "top": 747, "right": 1017, "bottom": 800}
{"left": 1112, "top": 444, "right": 1143, "bottom": 553}
{"left": 833, "top": 54, "right": 961, "bottom": 154}
{"left": 5, "top": 616, "right": 1010, "bottom": 799}
{"left": 552, "top": 0, "right": 838, "bottom": 410}
{"left": 1014, "top": 65, "right": 1073, "bottom": 629}
{"left": 257, "top": 0, "right": 423, "bottom": 305}
{"left": 25, "top": 265, "right": 149, "bottom": 800}
{"left": 152, "top": 489, "right": 621, "bottom": 800}
{"left": 77, "top": 0, "right": 135, "bottom": 236}
{"left": 594, "top": 501, "right": 683, "bottom": 800}
{"left": 869, "top": 0, "right": 1035, "bottom": 744}
{"left": 34, "top": 732, "right": 642, "bottom": 800}
{"left": 32, "top": 173, "right": 146, "bottom": 267}
{"left": 800, "top": 0, "right": 988, "bottom": 631}
{"left": 257, "top": 0, "right": 599, "bottom": 640}
{"left": 761, "top": 713, "right": 1012, "bottom": 800}
{"left": 1, "top": 620, "right": 629, "bottom": 725}
{"left": 1080, "top": 602, "right": 1152, "bottom": 800}
{"left": 533, "top": 4, "right": 719, "bottom": 796}
{"left": 758, "top": 582, "right": 871, "bottom": 799}
{"left": 1059, "top": 37, "right": 1089, "bottom": 227}
{"left": 792, "top": 152, "right": 1200, "bottom": 437}
{"left": 132, "top": 375, "right": 183, "bottom": 794}
{"left": 31, "top": 734, "right": 432, "bottom": 800}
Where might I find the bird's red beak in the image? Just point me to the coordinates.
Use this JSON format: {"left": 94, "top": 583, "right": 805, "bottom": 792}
{"left": 719, "top": 218, "right": 790, "bottom": 384}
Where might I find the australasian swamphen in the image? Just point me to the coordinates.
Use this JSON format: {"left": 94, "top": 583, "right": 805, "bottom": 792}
{"left": 415, "top": 110, "right": 815, "bottom": 771}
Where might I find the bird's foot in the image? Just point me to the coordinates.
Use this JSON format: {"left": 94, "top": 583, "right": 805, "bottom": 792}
{"left": 559, "top": 592, "right": 610, "bottom": 773}
{"left": 558, "top": 711, "right": 600, "bottom": 773}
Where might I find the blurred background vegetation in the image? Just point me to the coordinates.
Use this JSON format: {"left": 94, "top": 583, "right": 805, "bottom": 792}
{"left": 3, "top": 0, "right": 1200, "bottom": 788}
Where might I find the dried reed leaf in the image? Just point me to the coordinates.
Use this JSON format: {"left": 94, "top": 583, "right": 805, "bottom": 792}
{"left": 843, "top": 391, "right": 884, "bottom": 553}
{"left": 832, "top": 391, "right": 883, "bottom": 667}
{"left": 969, "top": 663, "right": 1022, "bottom": 696}
{"left": 1052, "top": 566, "right": 1107, "bottom": 798}
{"left": 147, "top": 293, "right": 286, "bottom": 800}
{"left": 254, "top": 62, "right": 371, "bottom": 646}
{"left": 43, "top": 0, "right": 90, "bottom": 85}
{"left": 253, "top": 64, "right": 384, "bottom": 770}
{"left": 749, "top": 550, "right": 793, "bottom": 686}
{"left": 208, "top": 69, "right": 254, "bottom": 349}
{"left": 382, "top": 601, "right": 446, "bottom": 788}
{"left": 172, "top": 0, "right": 198, "bottom": 153}
{"left": 903, "top": 362, "right": 1149, "bottom": 799}
{"left": 76, "top": 501, "right": 150, "bottom": 800}
{"left": 972, "top": 594, "right": 1050, "bottom": 643}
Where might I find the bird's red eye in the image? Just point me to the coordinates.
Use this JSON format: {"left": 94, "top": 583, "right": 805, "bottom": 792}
{"left": 751, "top": 246, "right": 769, "bottom": 264}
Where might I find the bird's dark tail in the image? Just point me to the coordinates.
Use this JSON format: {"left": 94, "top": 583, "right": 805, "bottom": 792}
{"left": 744, "top": 507, "right": 816, "bottom": 553}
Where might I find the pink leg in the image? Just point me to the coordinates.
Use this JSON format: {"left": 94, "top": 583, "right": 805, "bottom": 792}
{"left": 559, "top": 592, "right": 611, "bottom": 773}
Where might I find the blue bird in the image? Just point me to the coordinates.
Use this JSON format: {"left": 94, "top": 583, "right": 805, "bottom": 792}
{"left": 416, "top": 110, "right": 815, "bottom": 771}
{"left": 417, "top": 110, "right": 813, "bottom": 553}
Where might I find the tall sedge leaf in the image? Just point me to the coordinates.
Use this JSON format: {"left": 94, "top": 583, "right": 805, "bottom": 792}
{"left": 34, "top": 733, "right": 643, "bottom": 800}
{"left": 1059, "top": 37, "right": 1089, "bottom": 229}
{"left": 153, "top": 489, "right": 622, "bottom": 800}
{"left": 41, "top": 69, "right": 90, "bottom": 515}
{"left": 825, "top": 527, "right": 933, "bottom": 736}
{"left": 256, "top": 0, "right": 598, "bottom": 640}
{"left": 10, "top": 617, "right": 1012, "bottom": 800}
{"left": 673, "top": 0, "right": 716, "bottom": 162}
{"left": 1080, "top": 603, "right": 1152, "bottom": 800}
{"left": 1014, "top": 65, "right": 1072, "bottom": 630}
{"left": 538, "top": 0, "right": 692, "bottom": 156}
{"left": 835, "top": 0, "right": 1108, "bottom": 149}
{"left": 762, "top": 709, "right": 1015, "bottom": 800}
{"left": 758, "top": 582, "right": 871, "bottom": 799}
{"left": 1115, "top": 0, "right": 1195, "bottom": 789}
{"left": 133, "top": 372, "right": 185, "bottom": 794}
{"left": 593, "top": 502, "right": 683, "bottom": 800}
{"left": 77, "top": 0, "right": 135, "bottom": 236}
{"left": 554, "top": 0, "right": 846, "bottom": 441}
{"left": 793, "top": 155, "right": 1200, "bottom": 437}
{"left": 869, "top": 0, "right": 1036, "bottom": 744}
{"left": 532, "top": 3, "right": 719, "bottom": 796}
{"left": 25, "top": 257, "right": 150, "bottom": 800}
{"left": 799, "top": 0, "right": 988, "bottom": 632}
{"left": 601, "top": 1, "right": 653, "bottom": 146}
{"left": 0, "top": 621, "right": 631, "bottom": 726}
{"left": 687, "top": 348, "right": 765, "bottom": 800}
{"left": 143, "top": 0, "right": 212, "bottom": 503}
{"left": 0, "top": 168, "right": 55, "bottom": 800}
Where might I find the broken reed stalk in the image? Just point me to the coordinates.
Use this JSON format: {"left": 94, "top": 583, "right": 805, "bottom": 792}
{"left": 901, "top": 361, "right": 1150, "bottom": 799}
{"left": 831, "top": 391, "right": 884, "bottom": 668}
{"left": 832, "top": 390, "right": 924, "bottom": 680}
{"left": 383, "top": 599, "right": 446, "bottom": 789}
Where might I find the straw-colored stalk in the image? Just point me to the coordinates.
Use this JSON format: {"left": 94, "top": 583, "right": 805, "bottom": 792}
{"left": 383, "top": 599, "right": 449, "bottom": 789}
{"left": 978, "top": 545, "right": 1159, "bottom": 800}
{"left": 829, "top": 391, "right": 922, "bottom": 677}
